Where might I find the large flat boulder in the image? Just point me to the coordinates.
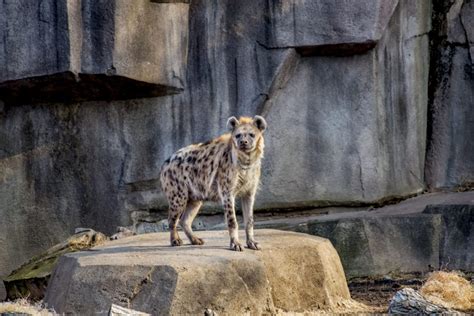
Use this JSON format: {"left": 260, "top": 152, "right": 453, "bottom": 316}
{"left": 256, "top": 192, "right": 474, "bottom": 278}
{"left": 3, "top": 229, "right": 107, "bottom": 301}
{"left": 44, "top": 230, "right": 352, "bottom": 315}
{"left": 293, "top": 214, "right": 443, "bottom": 279}
{"left": 0, "top": 0, "right": 188, "bottom": 104}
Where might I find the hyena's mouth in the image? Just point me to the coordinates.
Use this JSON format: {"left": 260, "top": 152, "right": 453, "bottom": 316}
{"left": 239, "top": 145, "right": 253, "bottom": 152}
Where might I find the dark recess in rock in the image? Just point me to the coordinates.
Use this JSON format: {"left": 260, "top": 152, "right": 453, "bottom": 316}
{"left": 295, "top": 41, "right": 377, "bottom": 57}
{"left": 0, "top": 72, "right": 183, "bottom": 105}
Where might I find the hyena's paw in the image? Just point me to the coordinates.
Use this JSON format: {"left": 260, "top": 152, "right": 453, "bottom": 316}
{"left": 171, "top": 238, "right": 183, "bottom": 247}
{"left": 230, "top": 239, "right": 244, "bottom": 252}
{"left": 246, "top": 240, "right": 260, "bottom": 250}
{"left": 191, "top": 236, "right": 205, "bottom": 245}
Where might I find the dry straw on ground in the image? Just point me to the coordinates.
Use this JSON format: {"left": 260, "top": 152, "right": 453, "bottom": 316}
{"left": 275, "top": 298, "right": 376, "bottom": 315}
{"left": 0, "top": 299, "right": 56, "bottom": 316}
{"left": 420, "top": 271, "right": 474, "bottom": 311}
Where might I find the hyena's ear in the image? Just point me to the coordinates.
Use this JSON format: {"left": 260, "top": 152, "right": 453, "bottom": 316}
{"left": 253, "top": 115, "right": 267, "bottom": 132}
{"left": 227, "top": 116, "right": 240, "bottom": 131}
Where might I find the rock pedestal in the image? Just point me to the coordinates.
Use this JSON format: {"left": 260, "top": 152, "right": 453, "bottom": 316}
{"left": 44, "top": 230, "right": 352, "bottom": 315}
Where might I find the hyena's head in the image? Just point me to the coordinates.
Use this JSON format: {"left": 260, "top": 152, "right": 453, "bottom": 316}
{"left": 227, "top": 115, "right": 267, "bottom": 153}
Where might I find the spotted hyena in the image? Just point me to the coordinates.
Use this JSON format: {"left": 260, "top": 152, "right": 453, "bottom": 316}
{"left": 160, "top": 116, "right": 267, "bottom": 251}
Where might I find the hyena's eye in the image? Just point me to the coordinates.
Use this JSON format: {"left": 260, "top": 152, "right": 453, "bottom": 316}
{"left": 236, "top": 133, "right": 242, "bottom": 139}
{"left": 249, "top": 133, "right": 255, "bottom": 138}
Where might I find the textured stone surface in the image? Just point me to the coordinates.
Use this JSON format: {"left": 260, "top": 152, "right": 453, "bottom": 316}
{"left": 425, "top": 0, "right": 474, "bottom": 189}
{"left": 0, "top": 282, "right": 5, "bottom": 302}
{"left": 388, "top": 288, "right": 450, "bottom": 314}
{"left": 0, "top": 0, "right": 188, "bottom": 103}
{"left": 3, "top": 229, "right": 107, "bottom": 301}
{"left": 424, "top": 204, "right": 474, "bottom": 271}
{"left": 265, "top": 0, "right": 399, "bottom": 50}
{"left": 44, "top": 230, "right": 351, "bottom": 315}
{"left": 446, "top": 0, "right": 468, "bottom": 44}
{"left": 109, "top": 304, "right": 150, "bottom": 316}
{"left": 294, "top": 215, "right": 442, "bottom": 278}
{"left": 256, "top": 192, "right": 474, "bottom": 278}
{"left": 122, "top": 0, "right": 431, "bottom": 213}
{"left": 261, "top": 0, "right": 430, "bottom": 206}
{"left": 461, "top": 0, "right": 474, "bottom": 60}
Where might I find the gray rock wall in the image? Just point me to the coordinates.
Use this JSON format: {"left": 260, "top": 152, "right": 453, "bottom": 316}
{"left": 0, "top": 0, "right": 189, "bottom": 277}
{"left": 0, "top": 0, "right": 471, "bottom": 278}
{"left": 265, "top": 0, "right": 399, "bottom": 48}
{"left": 425, "top": 0, "right": 474, "bottom": 189}
{"left": 263, "top": 1, "right": 430, "bottom": 206}
{"left": 0, "top": 0, "right": 188, "bottom": 104}
{"left": 126, "top": 0, "right": 432, "bottom": 212}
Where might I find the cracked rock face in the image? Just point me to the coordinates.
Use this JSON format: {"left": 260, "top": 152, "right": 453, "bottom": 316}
{"left": 0, "top": 0, "right": 188, "bottom": 104}
{"left": 44, "top": 230, "right": 351, "bottom": 315}
{"left": 264, "top": 0, "right": 400, "bottom": 49}
{"left": 262, "top": 0, "right": 430, "bottom": 206}
{"left": 425, "top": 0, "right": 474, "bottom": 189}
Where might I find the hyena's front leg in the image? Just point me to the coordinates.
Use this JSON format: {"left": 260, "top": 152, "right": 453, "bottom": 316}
{"left": 222, "top": 194, "right": 243, "bottom": 251}
{"left": 242, "top": 193, "right": 259, "bottom": 250}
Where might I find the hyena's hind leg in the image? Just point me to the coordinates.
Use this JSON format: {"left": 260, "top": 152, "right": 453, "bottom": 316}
{"left": 168, "top": 200, "right": 187, "bottom": 247}
{"left": 180, "top": 200, "right": 204, "bottom": 245}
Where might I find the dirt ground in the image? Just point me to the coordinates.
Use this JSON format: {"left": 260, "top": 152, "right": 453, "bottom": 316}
{"left": 349, "top": 274, "right": 423, "bottom": 312}
{"left": 2, "top": 272, "right": 472, "bottom": 315}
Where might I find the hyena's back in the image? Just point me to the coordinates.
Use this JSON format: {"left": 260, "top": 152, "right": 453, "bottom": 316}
{"left": 160, "top": 136, "right": 232, "bottom": 203}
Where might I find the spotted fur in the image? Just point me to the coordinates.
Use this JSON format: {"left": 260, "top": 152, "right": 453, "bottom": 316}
{"left": 160, "top": 116, "right": 267, "bottom": 251}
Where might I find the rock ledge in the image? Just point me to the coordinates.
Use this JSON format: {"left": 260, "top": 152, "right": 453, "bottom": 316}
{"left": 45, "top": 229, "right": 351, "bottom": 315}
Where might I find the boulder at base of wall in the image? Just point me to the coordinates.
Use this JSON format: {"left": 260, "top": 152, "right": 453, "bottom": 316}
{"left": 45, "top": 230, "right": 357, "bottom": 315}
{"left": 3, "top": 229, "right": 107, "bottom": 301}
